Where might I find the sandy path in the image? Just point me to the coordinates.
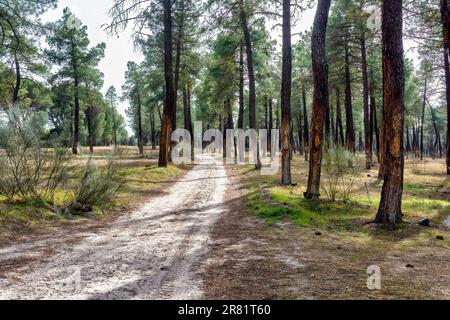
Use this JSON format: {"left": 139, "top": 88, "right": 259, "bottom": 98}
{"left": 0, "top": 155, "right": 228, "bottom": 300}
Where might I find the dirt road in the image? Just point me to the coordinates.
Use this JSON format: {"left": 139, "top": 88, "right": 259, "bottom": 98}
{"left": 0, "top": 155, "right": 228, "bottom": 300}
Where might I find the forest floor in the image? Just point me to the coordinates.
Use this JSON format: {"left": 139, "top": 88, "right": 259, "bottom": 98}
{"left": 200, "top": 155, "right": 450, "bottom": 299}
{"left": 0, "top": 153, "right": 228, "bottom": 299}
{"left": 0, "top": 147, "right": 449, "bottom": 299}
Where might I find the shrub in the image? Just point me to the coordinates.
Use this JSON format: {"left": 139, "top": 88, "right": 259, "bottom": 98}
{"left": 0, "top": 107, "right": 69, "bottom": 203}
{"left": 67, "top": 157, "right": 121, "bottom": 214}
{"left": 322, "top": 147, "right": 357, "bottom": 202}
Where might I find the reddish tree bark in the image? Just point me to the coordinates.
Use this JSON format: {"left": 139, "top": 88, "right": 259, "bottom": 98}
{"left": 159, "top": 0, "right": 175, "bottom": 167}
{"left": 375, "top": 0, "right": 405, "bottom": 226}
{"left": 304, "top": 0, "right": 331, "bottom": 200}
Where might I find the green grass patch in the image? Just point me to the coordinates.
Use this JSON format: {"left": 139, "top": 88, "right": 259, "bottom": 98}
{"left": 403, "top": 182, "right": 430, "bottom": 194}
{"left": 0, "top": 200, "right": 61, "bottom": 236}
{"left": 248, "top": 182, "right": 373, "bottom": 231}
{"left": 402, "top": 198, "right": 449, "bottom": 213}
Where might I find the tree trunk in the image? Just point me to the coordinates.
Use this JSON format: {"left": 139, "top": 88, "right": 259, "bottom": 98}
{"left": 276, "top": 100, "right": 280, "bottom": 129}
{"left": 406, "top": 126, "right": 411, "bottom": 154}
{"left": 238, "top": 43, "right": 245, "bottom": 130}
{"left": 137, "top": 92, "right": 144, "bottom": 155}
{"left": 330, "top": 100, "right": 335, "bottom": 146}
{"left": 158, "top": 102, "right": 163, "bottom": 123}
{"left": 374, "top": 101, "right": 381, "bottom": 162}
{"left": 305, "top": 0, "right": 331, "bottom": 199}
{"left": 71, "top": 37, "right": 80, "bottom": 155}
{"left": 13, "top": 53, "right": 21, "bottom": 104}
{"left": 369, "top": 70, "right": 379, "bottom": 161}
{"left": 344, "top": 41, "right": 356, "bottom": 153}
{"left": 297, "top": 102, "right": 305, "bottom": 154}
{"left": 361, "top": 31, "right": 371, "bottom": 169}
{"left": 268, "top": 98, "right": 273, "bottom": 153}
{"left": 358, "top": 131, "right": 363, "bottom": 152}
{"left": 440, "top": 0, "right": 450, "bottom": 174}
{"left": 430, "top": 103, "right": 442, "bottom": 158}
{"left": 335, "top": 87, "right": 345, "bottom": 146}
{"left": 150, "top": 110, "right": 157, "bottom": 150}
{"left": 264, "top": 96, "right": 268, "bottom": 130}
{"left": 111, "top": 97, "right": 117, "bottom": 147}
{"left": 325, "top": 89, "right": 331, "bottom": 147}
{"left": 240, "top": 4, "right": 261, "bottom": 169}
{"left": 378, "top": 98, "right": 386, "bottom": 177}
{"left": 369, "top": 98, "right": 374, "bottom": 157}
{"left": 159, "top": 0, "right": 175, "bottom": 167}
{"left": 281, "top": 0, "right": 292, "bottom": 185}
{"left": 302, "top": 85, "right": 310, "bottom": 160}
{"left": 183, "top": 84, "right": 193, "bottom": 137}
{"left": 290, "top": 119, "right": 295, "bottom": 154}
{"left": 298, "top": 102, "right": 304, "bottom": 155}
{"left": 86, "top": 107, "right": 94, "bottom": 154}
{"left": 173, "top": 0, "right": 185, "bottom": 129}
{"left": 225, "top": 98, "right": 234, "bottom": 157}
{"left": 420, "top": 79, "right": 427, "bottom": 160}
{"left": 375, "top": 0, "right": 405, "bottom": 227}
{"left": 171, "top": 0, "right": 185, "bottom": 158}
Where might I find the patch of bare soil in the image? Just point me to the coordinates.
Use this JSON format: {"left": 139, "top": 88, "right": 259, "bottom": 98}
{"left": 200, "top": 166, "right": 450, "bottom": 300}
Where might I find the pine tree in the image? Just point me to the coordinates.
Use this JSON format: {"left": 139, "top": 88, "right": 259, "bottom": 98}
{"left": 46, "top": 8, "right": 105, "bottom": 154}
